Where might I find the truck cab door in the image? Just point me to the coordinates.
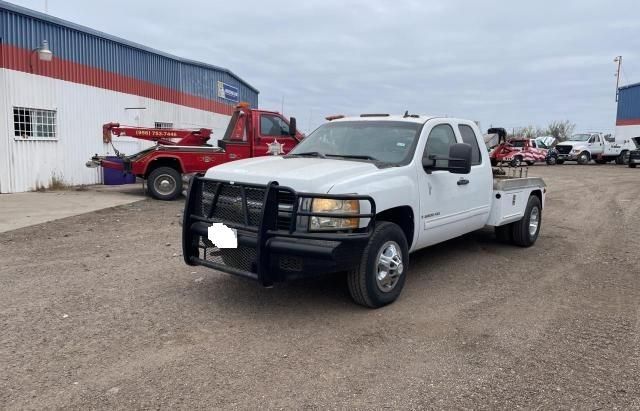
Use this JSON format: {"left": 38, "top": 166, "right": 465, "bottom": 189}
{"left": 255, "top": 114, "right": 298, "bottom": 156}
{"left": 589, "top": 134, "right": 604, "bottom": 155}
{"left": 416, "top": 122, "right": 491, "bottom": 248}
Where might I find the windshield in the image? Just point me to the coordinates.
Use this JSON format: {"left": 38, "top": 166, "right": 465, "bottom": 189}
{"left": 510, "top": 140, "right": 526, "bottom": 148}
{"left": 288, "top": 121, "right": 421, "bottom": 165}
{"left": 568, "top": 134, "right": 591, "bottom": 142}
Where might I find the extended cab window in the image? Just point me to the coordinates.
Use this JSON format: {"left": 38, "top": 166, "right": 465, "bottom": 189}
{"left": 424, "top": 124, "right": 457, "bottom": 168}
{"left": 458, "top": 124, "right": 482, "bottom": 165}
{"left": 260, "top": 115, "right": 290, "bottom": 136}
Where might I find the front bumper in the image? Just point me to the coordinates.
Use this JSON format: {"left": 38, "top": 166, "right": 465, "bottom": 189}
{"left": 557, "top": 153, "right": 579, "bottom": 160}
{"left": 182, "top": 177, "right": 376, "bottom": 286}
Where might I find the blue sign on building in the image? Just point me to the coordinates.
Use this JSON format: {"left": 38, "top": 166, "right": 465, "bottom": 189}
{"left": 217, "top": 81, "right": 239, "bottom": 103}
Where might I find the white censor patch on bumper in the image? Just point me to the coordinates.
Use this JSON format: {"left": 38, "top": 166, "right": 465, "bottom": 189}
{"left": 207, "top": 223, "right": 238, "bottom": 248}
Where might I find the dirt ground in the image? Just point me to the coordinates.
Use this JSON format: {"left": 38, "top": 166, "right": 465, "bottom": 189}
{"left": 1, "top": 164, "right": 639, "bottom": 409}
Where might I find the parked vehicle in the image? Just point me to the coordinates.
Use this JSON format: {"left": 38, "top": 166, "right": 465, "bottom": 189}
{"left": 490, "top": 137, "right": 557, "bottom": 166}
{"left": 87, "top": 104, "right": 303, "bottom": 200}
{"left": 555, "top": 132, "right": 632, "bottom": 165}
{"left": 182, "top": 114, "right": 547, "bottom": 308}
{"left": 629, "top": 137, "right": 640, "bottom": 168}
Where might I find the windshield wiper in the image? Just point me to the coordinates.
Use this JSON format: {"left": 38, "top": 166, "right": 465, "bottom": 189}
{"left": 288, "top": 151, "right": 327, "bottom": 158}
{"left": 325, "top": 154, "right": 381, "bottom": 161}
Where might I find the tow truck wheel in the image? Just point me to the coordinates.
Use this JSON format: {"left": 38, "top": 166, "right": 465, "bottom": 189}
{"left": 577, "top": 152, "right": 590, "bottom": 165}
{"left": 511, "top": 195, "right": 542, "bottom": 247}
{"left": 347, "top": 222, "right": 409, "bottom": 308}
{"left": 510, "top": 156, "right": 522, "bottom": 167}
{"left": 148, "top": 167, "right": 182, "bottom": 201}
{"left": 546, "top": 156, "right": 557, "bottom": 165}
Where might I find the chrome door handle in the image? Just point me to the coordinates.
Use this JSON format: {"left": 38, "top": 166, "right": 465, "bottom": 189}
{"left": 457, "top": 178, "right": 469, "bottom": 186}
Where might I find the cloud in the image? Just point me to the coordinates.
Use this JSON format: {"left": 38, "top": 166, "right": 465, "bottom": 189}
{"left": 8, "top": 0, "right": 640, "bottom": 132}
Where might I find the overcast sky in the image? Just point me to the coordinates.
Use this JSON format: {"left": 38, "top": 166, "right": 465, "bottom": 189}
{"left": 8, "top": 0, "right": 640, "bottom": 133}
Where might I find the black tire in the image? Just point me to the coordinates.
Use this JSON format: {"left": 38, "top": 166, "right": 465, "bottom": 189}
{"left": 546, "top": 156, "right": 557, "bottom": 165}
{"left": 511, "top": 195, "right": 542, "bottom": 247}
{"left": 510, "top": 156, "right": 523, "bottom": 167}
{"left": 495, "top": 224, "right": 513, "bottom": 243}
{"left": 577, "top": 152, "right": 590, "bottom": 165}
{"left": 347, "top": 222, "right": 409, "bottom": 308}
{"left": 630, "top": 163, "right": 637, "bottom": 168}
{"left": 526, "top": 160, "right": 535, "bottom": 166}
{"left": 621, "top": 151, "right": 630, "bottom": 165}
{"left": 556, "top": 159, "right": 564, "bottom": 165}
{"left": 490, "top": 158, "right": 498, "bottom": 167}
{"left": 147, "top": 166, "right": 182, "bottom": 201}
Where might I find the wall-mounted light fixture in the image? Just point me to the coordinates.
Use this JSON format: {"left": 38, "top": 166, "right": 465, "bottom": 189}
{"left": 30, "top": 40, "right": 53, "bottom": 70}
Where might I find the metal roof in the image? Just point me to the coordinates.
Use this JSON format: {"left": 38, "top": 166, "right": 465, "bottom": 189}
{"left": 0, "top": 0, "right": 259, "bottom": 93}
{"left": 618, "top": 81, "right": 640, "bottom": 91}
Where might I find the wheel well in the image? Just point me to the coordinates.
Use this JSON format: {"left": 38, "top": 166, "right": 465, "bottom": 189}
{"left": 145, "top": 158, "right": 182, "bottom": 178}
{"left": 531, "top": 189, "right": 543, "bottom": 208}
{"left": 376, "top": 206, "right": 415, "bottom": 248}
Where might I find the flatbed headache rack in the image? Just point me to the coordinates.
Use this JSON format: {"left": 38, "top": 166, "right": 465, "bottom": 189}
{"left": 182, "top": 176, "right": 376, "bottom": 286}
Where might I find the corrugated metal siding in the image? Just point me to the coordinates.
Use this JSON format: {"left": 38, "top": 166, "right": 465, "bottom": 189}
{"left": 2, "top": 70, "right": 233, "bottom": 193}
{"left": 617, "top": 83, "right": 640, "bottom": 121}
{"left": 0, "top": 2, "right": 258, "bottom": 108}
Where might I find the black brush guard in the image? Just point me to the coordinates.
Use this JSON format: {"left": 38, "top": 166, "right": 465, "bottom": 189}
{"left": 182, "top": 176, "right": 376, "bottom": 286}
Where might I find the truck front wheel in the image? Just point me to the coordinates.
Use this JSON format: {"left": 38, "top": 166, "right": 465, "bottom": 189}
{"left": 577, "top": 152, "right": 590, "bottom": 165}
{"left": 148, "top": 167, "right": 182, "bottom": 201}
{"left": 511, "top": 195, "right": 542, "bottom": 247}
{"left": 347, "top": 222, "right": 409, "bottom": 308}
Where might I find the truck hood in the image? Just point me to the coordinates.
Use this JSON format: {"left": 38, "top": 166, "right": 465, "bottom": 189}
{"left": 203, "top": 156, "right": 379, "bottom": 193}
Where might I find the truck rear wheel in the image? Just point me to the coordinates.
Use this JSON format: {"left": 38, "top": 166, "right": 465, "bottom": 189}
{"left": 511, "top": 195, "right": 542, "bottom": 247}
{"left": 148, "top": 167, "right": 182, "bottom": 201}
{"left": 510, "top": 156, "right": 523, "bottom": 167}
{"left": 347, "top": 222, "right": 409, "bottom": 308}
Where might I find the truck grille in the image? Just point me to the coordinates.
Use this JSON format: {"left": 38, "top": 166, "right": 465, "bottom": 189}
{"left": 198, "top": 180, "right": 296, "bottom": 231}
{"left": 556, "top": 145, "right": 572, "bottom": 155}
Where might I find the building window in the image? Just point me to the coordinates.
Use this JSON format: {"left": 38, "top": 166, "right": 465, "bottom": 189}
{"left": 154, "top": 122, "right": 173, "bottom": 129}
{"left": 13, "top": 107, "right": 57, "bottom": 139}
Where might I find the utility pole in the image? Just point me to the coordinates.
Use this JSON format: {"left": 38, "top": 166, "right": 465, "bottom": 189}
{"left": 614, "top": 56, "right": 622, "bottom": 102}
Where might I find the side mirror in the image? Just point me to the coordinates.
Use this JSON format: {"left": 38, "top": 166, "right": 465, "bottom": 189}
{"left": 448, "top": 143, "right": 472, "bottom": 174}
{"left": 289, "top": 117, "right": 297, "bottom": 136}
{"left": 422, "top": 143, "right": 472, "bottom": 174}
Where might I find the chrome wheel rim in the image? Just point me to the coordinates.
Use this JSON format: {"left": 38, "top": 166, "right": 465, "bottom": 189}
{"left": 375, "top": 241, "right": 403, "bottom": 293}
{"left": 529, "top": 206, "right": 540, "bottom": 237}
{"left": 155, "top": 174, "right": 176, "bottom": 195}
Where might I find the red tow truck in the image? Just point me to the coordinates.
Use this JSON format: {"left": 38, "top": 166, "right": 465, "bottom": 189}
{"left": 490, "top": 137, "right": 556, "bottom": 167}
{"left": 87, "top": 104, "right": 303, "bottom": 200}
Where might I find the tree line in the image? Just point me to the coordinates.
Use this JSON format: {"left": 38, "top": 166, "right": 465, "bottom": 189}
{"left": 507, "top": 120, "right": 576, "bottom": 141}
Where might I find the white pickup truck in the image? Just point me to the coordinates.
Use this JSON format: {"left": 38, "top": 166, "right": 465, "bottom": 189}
{"left": 182, "top": 114, "right": 546, "bottom": 307}
{"left": 555, "top": 132, "right": 633, "bottom": 165}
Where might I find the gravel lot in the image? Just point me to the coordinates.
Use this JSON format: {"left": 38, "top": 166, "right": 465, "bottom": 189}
{"left": 1, "top": 164, "right": 639, "bottom": 409}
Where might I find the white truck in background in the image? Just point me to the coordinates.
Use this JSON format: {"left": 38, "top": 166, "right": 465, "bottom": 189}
{"left": 555, "top": 132, "right": 633, "bottom": 165}
{"left": 182, "top": 114, "right": 547, "bottom": 308}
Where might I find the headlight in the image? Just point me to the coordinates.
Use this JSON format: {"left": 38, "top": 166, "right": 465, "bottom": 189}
{"left": 572, "top": 148, "right": 582, "bottom": 153}
{"left": 309, "top": 198, "right": 360, "bottom": 231}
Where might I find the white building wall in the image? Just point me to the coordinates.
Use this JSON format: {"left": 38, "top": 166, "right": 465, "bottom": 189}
{"left": 615, "top": 125, "right": 640, "bottom": 144}
{"left": 1, "top": 69, "right": 232, "bottom": 193}
{"left": 0, "top": 68, "right": 8, "bottom": 193}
